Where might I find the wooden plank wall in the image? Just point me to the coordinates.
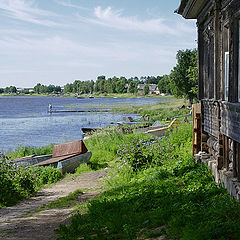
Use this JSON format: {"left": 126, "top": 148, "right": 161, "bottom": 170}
{"left": 202, "top": 100, "right": 220, "bottom": 138}
{"left": 220, "top": 102, "right": 240, "bottom": 143}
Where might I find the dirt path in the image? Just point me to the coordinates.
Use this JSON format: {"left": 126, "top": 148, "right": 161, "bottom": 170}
{"left": 0, "top": 170, "right": 107, "bottom": 240}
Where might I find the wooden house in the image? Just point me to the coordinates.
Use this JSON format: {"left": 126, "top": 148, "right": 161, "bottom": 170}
{"left": 177, "top": 0, "right": 240, "bottom": 199}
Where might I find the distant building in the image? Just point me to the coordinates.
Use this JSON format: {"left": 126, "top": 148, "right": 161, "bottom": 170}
{"left": 148, "top": 84, "right": 160, "bottom": 95}
{"left": 137, "top": 84, "right": 159, "bottom": 95}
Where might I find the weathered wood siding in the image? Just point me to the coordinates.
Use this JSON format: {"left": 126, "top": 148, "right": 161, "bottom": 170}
{"left": 202, "top": 100, "right": 220, "bottom": 137}
{"left": 220, "top": 102, "right": 240, "bottom": 143}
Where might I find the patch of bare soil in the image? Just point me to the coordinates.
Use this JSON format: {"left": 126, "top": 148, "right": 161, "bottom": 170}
{"left": 0, "top": 170, "right": 107, "bottom": 240}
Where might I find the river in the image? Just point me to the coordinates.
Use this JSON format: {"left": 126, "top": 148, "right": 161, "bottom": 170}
{"left": 0, "top": 96, "right": 167, "bottom": 153}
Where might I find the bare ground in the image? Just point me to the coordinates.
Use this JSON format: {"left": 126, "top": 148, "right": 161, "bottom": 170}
{"left": 0, "top": 170, "right": 107, "bottom": 240}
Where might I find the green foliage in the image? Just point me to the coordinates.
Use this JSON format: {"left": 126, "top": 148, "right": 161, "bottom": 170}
{"left": 7, "top": 145, "right": 53, "bottom": 160}
{"left": 143, "top": 84, "right": 149, "bottom": 95}
{"left": 117, "top": 138, "right": 161, "bottom": 171}
{"left": 33, "top": 166, "right": 63, "bottom": 186}
{"left": 0, "top": 160, "right": 36, "bottom": 207}
{"left": 0, "top": 159, "right": 63, "bottom": 208}
{"left": 56, "top": 124, "right": 240, "bottom": 240}
{"left": 38, "top": 190, "right": 83, "bottom": 211}
{"left": 128, "top": 81, "right": 137, "bottom": 94}
{"left": 74, "top": 163, "right": 93, "bottom": 176}
{"left": 4, "top": 86, "right": 17, "bottom": 93}
{"left": 85, "top": 129, "right": 151, "bottom": 170}
{"left": 158, "top": 75, "right": 172, "bottom": 94}
{"left": 34, "top": 83, "right": 61, "bottom": 94}
{"left": 170, "top": 49, "right": 198, "bottom": 102}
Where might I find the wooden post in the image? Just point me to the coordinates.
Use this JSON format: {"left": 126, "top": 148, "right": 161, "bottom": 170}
{"left": 233, "top": 141, "right": 237, "bottom": 178}
{"left": 214, "top": 0, "right": 221, "bottom": 100}
{"left": 223, "top": 136, "right": 230, "bottom": 170}
{"left": 192, "top": 103, "right": 202, "bottom": 156}
{"left": 218, "top": 133, "right": 224, "bottom": 170}
{"left": 237, "top": 143, "right": 240, "bottom": 181}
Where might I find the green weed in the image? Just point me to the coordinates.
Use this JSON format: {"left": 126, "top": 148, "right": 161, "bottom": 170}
{"left": 38, "top": 190, "right": 83, "bottom": 211}
{"left": 56, "top": 124, "right": 240, "bottom": 240}
{"left": 0, "top": 161, "right": 63, "bottom": 208}
{"left": 7, "top": 145, "right": 53, "bottom": 160}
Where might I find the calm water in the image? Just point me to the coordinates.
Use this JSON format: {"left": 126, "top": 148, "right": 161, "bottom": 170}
{"left": 0, "top": 96, "right": 166, "bottom": 153}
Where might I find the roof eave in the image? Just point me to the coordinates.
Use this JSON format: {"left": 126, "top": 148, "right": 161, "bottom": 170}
{"left": 175, "top": 0, "right": 208, "bottom": 19}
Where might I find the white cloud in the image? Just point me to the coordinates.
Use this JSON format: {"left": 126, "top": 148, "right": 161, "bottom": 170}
{"left": 0, "top": 0, "right": 60, "bottom": 26}
{"left": 55, "top": 0, "right": 88, "bottom": 10}
{"left": 79, "top": 6, "right": 193, "bottom": 35}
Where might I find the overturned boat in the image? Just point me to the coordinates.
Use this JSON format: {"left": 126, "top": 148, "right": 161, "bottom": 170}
{"left": 12, "top": 140, "right": 91, "bottom": 174}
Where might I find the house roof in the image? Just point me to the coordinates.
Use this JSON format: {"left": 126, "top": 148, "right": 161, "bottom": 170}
{"left": 175, "top": 0, "right": 209, "bottom": 19}
{"left": 149, "top": 84, "right": 158, "bottom": 91}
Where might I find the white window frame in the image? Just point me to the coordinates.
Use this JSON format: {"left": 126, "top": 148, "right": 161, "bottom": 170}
{"left": 225, "top": 51, "right": 229, "bottom": 101}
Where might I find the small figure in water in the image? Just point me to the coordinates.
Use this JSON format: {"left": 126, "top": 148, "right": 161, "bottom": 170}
{"left": 49, "top": 104, "right": 52, "bottom": 113}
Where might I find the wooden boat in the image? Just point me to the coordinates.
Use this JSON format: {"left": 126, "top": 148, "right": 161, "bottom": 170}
{"left": 146, "top": 119, "right": 180, "bottom": 137}
{"left": 12, "top": 140, "right": 92, "bottom": 174}
{"left": 81, "top": 127, "right": 100, "bottom": 134}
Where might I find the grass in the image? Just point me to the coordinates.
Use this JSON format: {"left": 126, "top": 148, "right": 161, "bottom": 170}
{"left": 55, "top": 124, "right": 240, "bottom": 240}
{"left": 84, "top": 128, "right": 152, "bottom": 170}
{"left": 37, "top": 190, "right": 83, "bottom": 211}
{"left": 0, "top": 162, "right": 63, "bottom": 208}
{"left": 112, "top": 97, "right": 190, "bottom": 122}
{"left": 6, "top": 144, "right": 53, "bottom": 160}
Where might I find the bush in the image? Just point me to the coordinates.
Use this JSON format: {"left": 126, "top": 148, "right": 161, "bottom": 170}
{"left": 0, "top": 160, "right": 36, "bottom": 206}
{"left": 117, "top": 138, "right": 161, "bottom": 171}
{"left": 0, "top": 160, "right": 63, "bottom": 208}
{"left": 33, "top": 166, "right": 63, "bottom": 186}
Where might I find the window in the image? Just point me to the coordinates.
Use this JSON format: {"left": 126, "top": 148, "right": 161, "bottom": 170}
{"left": 225, "top": 52, "right": 229, "bottom": 101}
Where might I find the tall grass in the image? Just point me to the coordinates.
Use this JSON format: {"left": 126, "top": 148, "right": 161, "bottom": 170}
{"left": 85, "top": 128, "right": 152, "bottom": 169}
{"left": 112, "top": 97, "right": 190, "bottom": 122}
{"left": 0, "top": 161, "right": 62, "bottom": 208}
{"left": 56, "top": 124, "right": 240, "bottom": 240}
{"left": 7, "top": 144, "right": 53, "bottom": 160}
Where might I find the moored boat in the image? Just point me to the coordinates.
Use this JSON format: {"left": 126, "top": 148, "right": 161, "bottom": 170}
{"left": 12, "top": 140, "right": 91, "bottom": 174}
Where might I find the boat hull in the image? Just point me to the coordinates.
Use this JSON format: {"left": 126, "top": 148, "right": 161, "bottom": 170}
{"left": 12, "top": 151, "right": 92, "bottom": 174}
{"left": 57, "top": 151, "right": 92, "bottom": 174}
{"left": 11, "top": 154, "right": 52, "bottom": 167}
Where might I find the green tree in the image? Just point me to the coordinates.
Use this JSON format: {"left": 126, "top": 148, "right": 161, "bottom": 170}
{"left": 34, "top": 83, "right": 42, "bottom": 94}
{"left": 170, "top": 49, "right": 198, "bottom": 102}
{"left": 144, "top": 84, "right": 149, "bottom": 95}
{"left": 64, "top": 83, "right": 73, "bottom": 93}
{"left": 158, "top": 75, "right": 171, "bottom": 94}
{"left": 116, "top": 77, "right": 127, "bottom": 93}
{"left": 128, "top": 81, "right": 137, "bottom": 94}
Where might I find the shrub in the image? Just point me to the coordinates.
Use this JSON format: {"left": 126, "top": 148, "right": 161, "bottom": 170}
{"left": 117, "top": 138, "right": 161, "bottom": 171}
{"left": 0, "top": 159, "right": 63, "bottom": 208}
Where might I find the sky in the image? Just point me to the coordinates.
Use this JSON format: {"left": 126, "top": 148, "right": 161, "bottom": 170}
{"left": 0, "top": 0, "right": 197, "bottom": 88}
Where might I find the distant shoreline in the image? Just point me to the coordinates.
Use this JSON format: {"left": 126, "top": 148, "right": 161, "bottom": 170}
{"left": 0, "top": 93, "right": 171, "bottom": 99}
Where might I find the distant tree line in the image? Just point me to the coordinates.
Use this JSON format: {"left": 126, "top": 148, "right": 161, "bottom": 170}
{"left": 0, "top": 49, "right": 198, "bottom": 101}
{"left": 0, "top": 86, "right": 17, "bottom": 94}
{"left": 62, "top": 48, "right": 198, "bottom": 101}
{"left": 63, "top": 75, "right": 164, "bottom": 95}
{"left": 34, "top": 83, "right": 62, "bottom": 94}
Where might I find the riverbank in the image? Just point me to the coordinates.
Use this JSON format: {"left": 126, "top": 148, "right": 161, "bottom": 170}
{"left": 56, "top": 123, "right": 240, "bottom": 240}
{"left": 1, "top": 97, "right": 240, "bottom": 239}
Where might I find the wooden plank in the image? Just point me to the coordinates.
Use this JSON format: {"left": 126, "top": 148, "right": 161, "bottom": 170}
{"left": 192, "top": 103, "right": 202, "bottom": 156}
{"left": 237, "top": 143, "right": 240, "bottom": 181}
